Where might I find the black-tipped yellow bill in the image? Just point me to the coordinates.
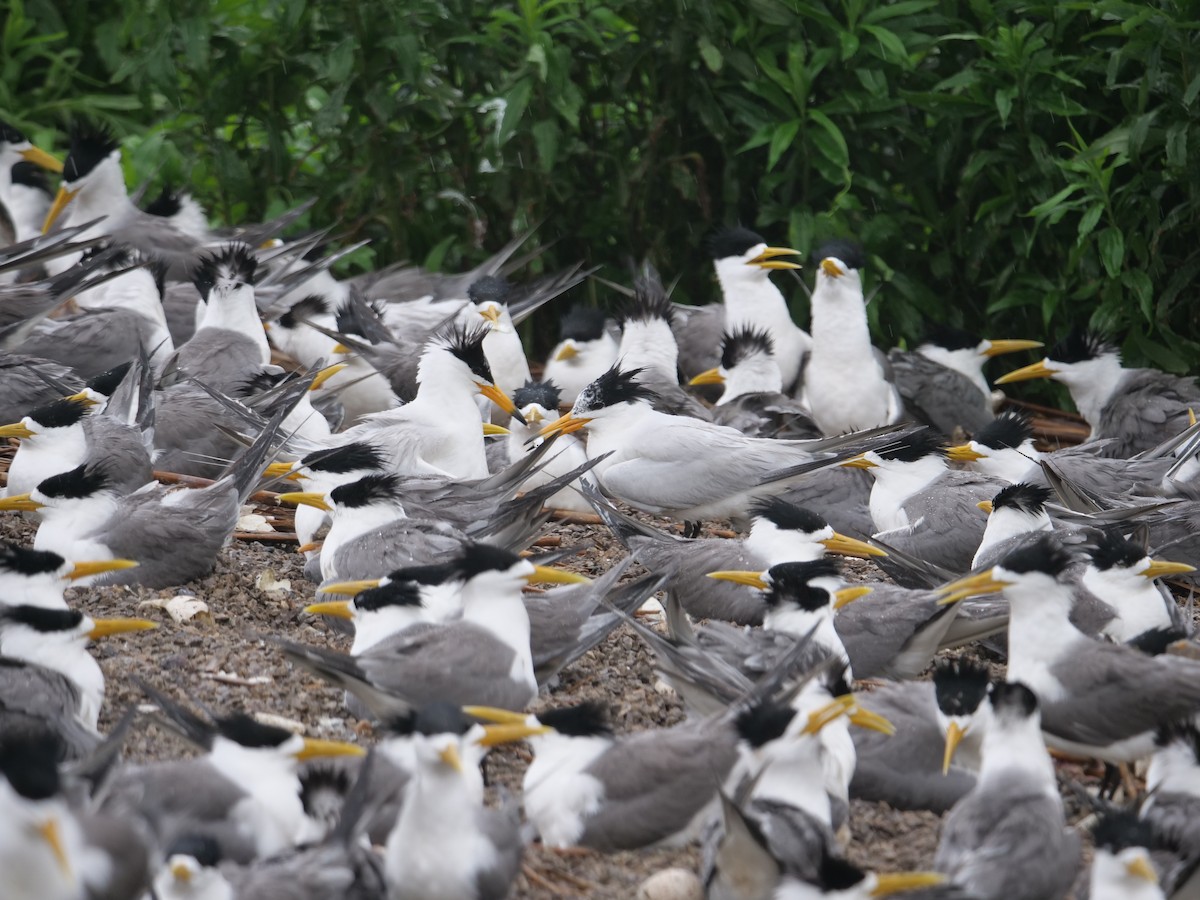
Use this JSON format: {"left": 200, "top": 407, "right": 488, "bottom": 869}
{"left": 536, "top": 413, "right": 592, "bottom": 439}
{"left": 318, "top": 579, "right": 381, "bottom": 596}
{"left": 263, "top": 461, "right": 301, "bottom": 480}
{"left": 0, "top": 422, "right": 35, "bottom": 439}
{"left": 477, "top": 382, "right": 526, "bottom": 425}
{"left": 527, "top": 565, "right": 591, "bottom": 585}
{"left": 295, "top": 737, "right": 366, "bottom": 761}
{"left": 937, "top": 569, "right": 1012, "bottom": 605}
{"left": 747, "top": 247, "right": 802, "bottom": 270}
{"left": 88, "top": 617, "right": 158, "bottom": 640}
{"left": 68, "top": 559, "right": 138, "bottom": 581}
{"left": 42, "top": 185, "right": 79, "bottom": 233}
{"left": 839, "top": 454, "right": 877, "bottom": 470}
{"left": 946, "top": 444, "right": 987, "bottom": 462}
{"left": 943, "top": 720, "right": 966, "bottom": 774}
{"left": 706, "top": 570, "right": 770, "bottom": 590}
{"left": 820, "top": 258, "right": 846, "bottom": 277}
{"left": 304, "top": 600, "right": 354, "bottom": 619}
{"left": 478, "top": 722, "right": 552, "bottom": 746}
{"left": 277, "top": 491, "right": 332, "bottom": 511}
{"left": 688, "top": 368, "right": 725, "bottom": 386}
{"left": 1143, "top": 559, "right": 1196, "bottom": 579}
{"left": 802, "top": 696, "right": 855, "bottom": 735}
{"left": 980, "top": 339, "right": 1043, "bottom": 358}
{"left": 871, "top": 872, "right": 947, "bottom": 896}
{"left": 309, "top": 363, "right": 348, "bottom": 391}
{"left": 834, "top": 585, "right": 872, "bottom": 609}
{"left": 463, "top": 705, "right": 530, "bottom": 725}
{"left": 994, "top": 359, "right": 1060, "bottom": 385}
{"left": 21, "top": 145, "right": 64, "bottom": 173}
{"left": 0, "top": 493, "right": 44, "bottom": 512}
{"left": 820, "top": 533, "right": 887, "bottom": 558}
{"left": 38, "top": 818, "right": 71, "bottom": 877}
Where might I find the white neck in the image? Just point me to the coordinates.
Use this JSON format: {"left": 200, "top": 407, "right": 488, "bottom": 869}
{"left": 973, "top": 508, "right": 1052, "bottom": 568}
{"left": 0, "top": 573, "right": 67, "bottom": 609}
{"left": 462, "top": 587, "right": 533, "bottom": 686}
{"left": 322, "top": 502, "right": 406, "bottom": 579}
{"left": 918, "top": 345, "right": 989, "bottom": 396}
{"left": 196, "top": 284, "right": 269, "bottom": 363}
{"left": 765, "top": 607, "right": 848, "bottom": 671}
{"left": 714, "top": 258, "right": 809, "bottom": 384}
{"left": 1086, "top": 565, "right": 1175, "bottom": 641}
{"left": 970, "top": 443, "right": 1041, "bottom": 483}
{"left": 64, "top": 154, "right": 135, "bottom": 234}
{"left": 1051, "top": 354, "right": 1127, "bottom": 427}
{"left": 0, "top": 631, "right": 103, "bottom": 729}
{"left": 810, "top": 270, "right": 870, "bottom": 351}
{"left": 208, "top": 738, "right": 304, "bottom": 854}
{"left": 32, "top": 495, "right": 121, "bottom": 561}
{"left": 1004, "top": 579, "right": 1079, "bottom": 703}
{"left": 749, "top": 739, "right": 832, "bottom": 824}
{"left": 744, "top": 520, "right": 825, "bottom": 565}
{"left": 617, "top": 319, "right": 678, "bottom": 377}
{"left": 8, "top": 427, "right": 89, "bottom": 497}
{"left": 352, "top": 605, "right": 429, "bottom": 654}
{"left": 868, "top": 457, "right": 948, "bottom": 532}
{"left": 978, "top": 711, "right": 1058, "bottom": 798}
{"left": 719, "top": 354, "right": 782, "bottom": 403}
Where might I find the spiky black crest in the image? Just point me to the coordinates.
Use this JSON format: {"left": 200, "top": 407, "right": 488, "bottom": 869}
{"left": 991, "top": 483, "right": 1053, "bottom": 516}
{"left": 413, "top": 701, "right": 472, "bottom": 737}
{"left": 1048, "top": 327, "right": 1117, "bottom": 365}
{"left": 539, "top": 701, "right": 612, "bottom": 737}
{"left": 0, "top": 731, "right": 62, "bottom": 800}
{"left": 619, "top": 266, "right": 674, "bottom": 328}
{"left": 997, "top": 535, "right": 1074, "bottom": 578}
{"left": 0, "top": 120, "right": 26, "bottom": 145}
{"left": 25, "top": 396, "right": 91, "bottom": 430}
{"left": 0, "top": 605, "right": 84, "bottom": 633}
{"left": 329, "top": 473, "right": 404, "bottom": 509}
{"left": 818, "top": 853, "right": 867, "bottom": 891}
{"left": 825, "top": 664, "right": 853, "bottom": 699}
{"left": 143, "top": 186, "right": 182, "bottom": 218}
{"left": 575, "top": 365, "right": 654, "bottom": 413}
{"left": 707, "top": 226, "right": 766, "bottom": 260}
{"left": 383, "top": 562, "right": 459, "bottom": 586}
{"left": 64, "top": 123, "right": 119, "bottom": 183}
{"left": 468, "top": 275, "right": 512, "bottom": 306}
{"left": 735, "top": 702, "right": 798, "bottom": 748}
{"left": 85, "top": 361, "right": 132, "bottom": 398}
{"left": 1092, "top": 810, "right": 1156, "bottom": 854}
{"left": 750, "top": 497, "right": 828, "bottom": 535}
{"left": 278, "top": 295, "right": 331, "bottom": 330}
{"left": 298, "top": 764, "right": 351, "bottom": 818}
{"left": 354, "top": 580, "right": 425, "bottom": 613}
{"left": 166, "top": 834, "right": 222, "bottom": 868}
{"left": 764, "top": 559, "right": 842, "bottom": 611}
{"left": 1154, "top": 720, "right": 1200, "bottom": 758}
{"left": 191, "top": 243, "right": 258, "bottom": 301}
{"left": 0, "top": 542, "right": 66, "bottom": 577}
{"left": 11, "top": 162, "right": 51, "bottom": 194}
{"left": 513, "top": 379, "right": 562, "bottom": 412}
{"left": 300, "top": 442, "right": 386, "bottom": 475}
{"left": 974, "top": 411, "right": 1033, "bottom": 451}
{"left": 1127, "top": 625, "right": 1187, "bottom": 656}
{"left": 720, "top": 327, "right": 775, "bottom": 371}
{"left": 988, "top": 681, "right": 1038, "bottom": 718}
{"left": 875, "top": 428, "right": 947, "bottom": 463}
{"left": 933, "top": 657, "right": 991, "bottom": 717}
{"left": 559, "top": 305, "right": 607, "bottom": 343}
{"left": 36, "top": 463, "right": 111, "bottom": 500}
{"left": 1089, "top": 530, "right": 1147, "bottom": 572}
{"left": 813, "top": 238, "right": 866, "bottom": 270}
{"left": 215, "top": 713, "right": 294, "bottom": 749}
{"left": 451, "top": 544, "right": 523, "bottom": 582}
{"left": 918, "top": 323, "right": 980, "bottom": 352}
{"left": 433, "top": 322, "right": 494, "bottom": 383}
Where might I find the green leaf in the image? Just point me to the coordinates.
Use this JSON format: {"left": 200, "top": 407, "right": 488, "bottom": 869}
{"left": 861, "top": 25, "right": 910, "bottom": 67}
{"left": 767, "top": 119, "right": 800, "bottom": 171}
{"left": 1098, "top": 227, "right": 1125, "bottom": 278}
{"left": 1076, "top": 204, "right": 1104, "bottom": 243}
{"left": 697, "top": 35, "right": 723, "bottom": 73}
{"left": 498, "top": 78, "right": 533, "bottom": 147}
{"left": 1026, "top": 184, "right": 1084, "bottom": 219}
{"left": 1184, "top": 72, "right": 1200, "bottom": 108}
{"left": 531, "top": 118, "right": 558, "bottom": 172}
{"left": 995, "top": 87, "right": 1016, "bottom": 126}
{"left": 807, "top": 109, "right": 849, "bottom": 169}
{"left": 1122, "top": 269, "right": 1153, "bottom": 322}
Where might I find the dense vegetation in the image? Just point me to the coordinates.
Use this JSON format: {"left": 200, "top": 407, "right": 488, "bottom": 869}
{"left": 5, "top": 0, "right": 1200, "bottom": 367}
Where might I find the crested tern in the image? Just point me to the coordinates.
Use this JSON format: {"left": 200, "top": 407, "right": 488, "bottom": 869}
{"left": 1089, "top": 810, "right": 1166, "bottom": 900}
{"left": 543, "top": 304, "right": 618, "bottom": 405}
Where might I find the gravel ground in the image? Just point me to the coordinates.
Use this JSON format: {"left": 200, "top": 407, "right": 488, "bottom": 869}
{"left": 0, "top": 505, "right": 1112, "bottom": 898}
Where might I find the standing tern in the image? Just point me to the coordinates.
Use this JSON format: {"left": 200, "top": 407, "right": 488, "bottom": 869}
{"left": 466, "top": 276, "right": 532, "bottom": 414}
{"left": 543, "top": 304, "right": 618, "bottom": 405}
{"left": 803, "top": 240, "right": 902, "bottom": 435}
{"left": 0, "top": 120, "right": 63, "bottom": 243}
{"left": 933, "top": 681, "right": 1080, "bottom": 900}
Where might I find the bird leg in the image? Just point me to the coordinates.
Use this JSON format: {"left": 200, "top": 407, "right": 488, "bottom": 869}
{"left": 1119, "top": 762, "right": 1141, "bottom": 801}
{"left": 1098, "top": 763, "right": 1121, "bottom": 800}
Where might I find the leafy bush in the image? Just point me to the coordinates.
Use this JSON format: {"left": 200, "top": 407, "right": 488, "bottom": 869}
{"left": 5, "top": 0, "right": 1200, "bottom": 369}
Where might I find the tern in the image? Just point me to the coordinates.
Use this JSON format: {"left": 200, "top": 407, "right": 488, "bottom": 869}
{"left": 803, "top": 240, "right": 902, "bottom": 435}
{"left": 1142, "top": 722, "right": 1200, "bottom": 895}
{"left": 1089, "top": 811, "right": 1166, "bottom": 900}
{"left": 971, "top": 482, "right": 1056, "bottom": 569}
{"left": 771, "top": 854, "right": 948, "bottom": 900}
{"left": 0, "top": 120, "right": 64, "bottom": 243}
{"left": 0, "top": 541, "right": 137, "bottom": 610}
{"left": 503, "top": 379, "right": 594, "bottom": 513}
{"left": 933, "top": 681, "right": 1080, "bottom": 900}
{"left": 996, "top": 327, "right": 1200, "bottom": 457}
{"left": 0, "top": 352, "right": 82, "bottom": 424}
{"left": 543, "top": 304, "right": 618, "bottom": 405}
{"left": 142, "top": 183, "right": 211, "bottom": 238}
{"left": 466, "top": 275, "right": 532, "bottom": 413}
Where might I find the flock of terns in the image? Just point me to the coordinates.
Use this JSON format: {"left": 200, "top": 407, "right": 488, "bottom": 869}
{"left": 0, "top": 119, "right": 1199, "bottom": 900}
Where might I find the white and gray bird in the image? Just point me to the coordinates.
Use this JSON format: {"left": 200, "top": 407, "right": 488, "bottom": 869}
{"left": 543, "top": 305, "right": 618, "bottom": 405}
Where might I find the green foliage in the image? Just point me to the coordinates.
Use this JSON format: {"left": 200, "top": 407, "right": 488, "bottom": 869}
{"left": 4, "top": 0, "right": 1200, "bottom": 369}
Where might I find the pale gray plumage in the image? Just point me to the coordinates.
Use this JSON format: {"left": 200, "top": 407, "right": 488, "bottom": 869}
{"left": 888, "top": 349, "right": 994, "bottom": 436}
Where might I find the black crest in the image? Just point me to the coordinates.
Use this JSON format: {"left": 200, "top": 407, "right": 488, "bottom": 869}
{"left": 720, "top": 327, "right": 775, "bottom": 371}
{"left": 191, "top": 244, "right": 258, "bottom": 301}
{"left": 329, "top": 473, "right": 404, "bottom": 509}
{"left": 539, "top": 701, "right": 612, "bottom": 737}
{"left": 933, "top": 657, "right": 991, "bottom": 717}
{"left": 707, "top": 226, "right": 766, "bottom": 260}
{"left": 974, "top": 411, "right": 1033, "bottom": 450}
{"left": 918, "top": 323, "right": 980, "bottom": 352}
{"left": 300, "top": 442, "right": 386, "bottom": 475}
{"left": 559, "top": 306, "right": 607, "bottom": 343}
{"left": 354, "top": 580, "right": 425, "bottom": 613}
{"left": 818, "top": 853, "right": 867, "bottom": 891}
{"left": 143, "top": 186, "right": 183, "bottom": 218}
{"left": 36, "top": 463, "right": 111, "bottom": 500}
{"left": 278, "top": 295, "right": 331, "bottom": 330}
{"left": 11, "top": 162, "right": 51, "bottom": 194}
{"left": 1154, "top": 720, "right": 1200, "bottom": 759}
{"left": 382, "top": 561, "right": 458, "bottom": 586}
{"left": 215, "top": 713, "right": 295, "bottom": 749}
{"left": 451, "top": 544, "right": 523, "bottom": 582}
{"left": 750, "top": 497, "right": 828, "bottom": 534}
{"left": 764, "top": 559, "right": 842, "bottom": 611}
{"left": 64, "top": 123, "right": 119, "bottom": 183}
{"left": 1091, "top": 810, "right": 1156, "bottom": 854}
{"left": 166, "top": 834, "right": 223, "bottom": 868}
{"left": 0, "top": 605, "right": 84, "bottom": 633}
{"left": 875, "top": 428, "right": 947, "bottom": 463}
{"left": 0, "top": 542, "right": 66, "bottom": 576}
{"left": 1088, "top": 529, "right": 1146, "bottom": 572}
{"left": 25, "top": 396, "right": 91, "bottom": 430}
{"left": 1047, "top": 327, "right": 1117, "bottom": 364}
{"left": 735, "top": 701, "right": 798, "bottom": 748}
{"left": 433, "top": 322, "right": 494, "bottom": 383}
{"left": 619, "top": 263, "right": 674, "bottom": 328}
{"left": 997, "top": 535, "right": 1074, "bottom": 578}
{"left": 575, "top": 365, "right": 654, "bottom": 413}
{"left": 513, "top": 379, "right": 562, "bottom": 412}
{"left": 468, "top": 275, "right": 512, "bottom": 306}
{"left": 0, "top": 731, "right": 62, "bottom": 800}
{"left": 988, "top": 680, "right": 1039, "bottom": 718}
{"left": 813, "top": 238, "right": 866, "bottom": 270}
{"left": 0, "top": 120, "right": 27, "bottom": 145}
{"left": 991, "top": 483, "right": 1053, "bottom": 516}
{"left": 85, "top": 361, "right": 133, "bottom": 398}
{"left": 1126, "top": 625, "right": 1187, "bottom": 656}
{"left": 413, "top": 701, "right": 472, "bottom": 737}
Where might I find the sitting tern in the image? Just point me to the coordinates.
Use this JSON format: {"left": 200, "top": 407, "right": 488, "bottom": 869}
{"left": 503, "top": 379, "right": 594, "bottom": 513}
{"left": 0, "top": 541, "right": 137, "bottom": 610}
{"left": 543, "top": 304, "right": 618, "bottom": 405}
{"left": 1141, "top": 722, "right": 1200, "bottom": 895}
{"left": 1089, "top": 811, "right": 1166, "bottom": 900}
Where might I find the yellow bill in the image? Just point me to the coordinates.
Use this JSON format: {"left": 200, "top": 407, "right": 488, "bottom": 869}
{"left": 483, "top": 422, "right": 511, "bottom": 436}
{"left": 943, "top": 720, "right": 966, "bottom": 774}
{"left": 554, "top": 342, "right": 578, "bottom": 362}
{"left": 477, "top": 382, "right": 526, "bottom": 424}
{"left": 747, "top": 246, "right": 803, "bottom": 270}
{"left": 1142, "top": 559, "right": 1196, "bottom": 579}
{"left": 277, "top": 491, "right": 332, "bottom": 511}
{"left": 936, "top": 568, "right": 1012, "bottom": 605}
{"left": 263, "top": 461, "right": 300, "bottom": 480}
{"left": 295, "top": 737, "right": 367, "bottom": 761}
{"left": 68, "top": 559, "right": 138, "bottom": 581}
{"left": 536, "top": 413, "right": 592, "bottom": 439}
{"left": 688, "top": 368, "right": 725, "bottom": 386}
{"left": 527, "top": 564, "right": 592, "bottom": 585}
{"left": 318, "top": 579, "right": 381, "bottom": 596}
{"left": 0, "top": 493, "right": 44, "bottom": 512}
{"left": 296, "top": 541, "right": 323, "bottom": 554}
{"left": 946, "top": 444, "right": 987, "bottom": 462}
{"left": 21, "top": 145, "right": 64, "bottom": 173}
{"left": 839, "top": 454, "right": 877, "bottom": 470}
{"left": 977, "top": 500, "right": 993, "bottom": 514}
{"left": 462, "top": 705, "right": 530, "bottom": 725}
{"left": 1125, "top": 854, "right": 1158, "bottom": 884}
{"left": 848, "top": 705, "right": 895, "bottom": 736}
{"left": 303, "top": 600, "right": 354, "bottom": 619}
{"left": 994, "top": 359, "right": 1060, "bottom": 385}
{"left": 0, "top": 422, "right": 35, "bottom": 440}
{"left": 42, "top": 185, "right": 79, "bottom": 233}
{"left": 309, "top": 363, "right": 348, "bottom": 391}
{"left": 820, "top": 258, "right": 845, "bottom": 278}
{"left": 438, "top": 743, "right": 463, "bottom": 772}
{"left": 88, "top": 617, "right": 159, "bottom": 640}
{"left": 802, "top": 696, "right": 855, "bottom": 735}
{"left": 478, "top": 304, "right": 502, "bottom": 324}
{"left": 37, "top": 818, "right": 72, "bottom": 878}
{"left": 706, "top": 570, "right": 770, "bottom": 590}
{"left": 871, "top": 872, "right": 947, "bottom": 896}
{"left": 820, "top": 533, "right": 887, "bottom": 558}
{"left": 477, "top": 722, "right": 552, "bottom": 746}
{"left": 980, "top": 338, "right": 1043, "bottom": 358}
{"left": 834, "top": 585, "right": 872, "bottom": 609}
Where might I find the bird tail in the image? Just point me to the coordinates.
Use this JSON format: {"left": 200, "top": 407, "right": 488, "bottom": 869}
{"left": 271, "top": 637, "right": 414, "bottom": 721}
{"left": 579, "top": 479, "right": 678, "bottom": 548}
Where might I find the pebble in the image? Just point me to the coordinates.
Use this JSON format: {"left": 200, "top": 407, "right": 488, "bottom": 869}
{"left": 637, "top": 868, "right": 704, "bottom": 900}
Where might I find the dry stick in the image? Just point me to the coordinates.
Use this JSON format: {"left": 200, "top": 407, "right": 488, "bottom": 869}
{"left": 548, "top": 509, "right": 604, "bottom": 525}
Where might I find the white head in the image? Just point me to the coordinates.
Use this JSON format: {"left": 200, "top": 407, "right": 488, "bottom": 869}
{"left": 947, "top": 411, "right": 1040, "bottom": 482}
{"left": 973, "top": 483, "right": 1055, "bottom": 568}
{"left": 152, "top": 836, "right": 232, "bottom": 900}
{"left": 1088, "top": 813, "right": 1164, "bottom": 900}
{"left": 42, "top": 124, "right": 127, "bottom": 233}
{"left": 690, "top": 327, "right": 781, "bottom": 404}
{"left": 708, "top": 226, "right": 802, "bottom": 296}
{"left": 995, "top": 329, "right": 1126, "bottom": 426}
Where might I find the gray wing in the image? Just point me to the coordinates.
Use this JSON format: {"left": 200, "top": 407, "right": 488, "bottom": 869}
{"left": 888, "top": 349, "right": 993, "bottom": 436}
{"left": 165, "top": 330, "right": 264, "bottom": 393}
{"left": 836, "top": 587, "right": 958, "bottom": 680}
{"left": 152, "top": 384, "right": 245, "bottom": 478}
{"left": 0, "top": 353, "right": 81, "bottom": 421}
{"left": 671, "top": 303, "right": 723, "bottom": 379}
{"left": 579, "top": 727, "right": 739, "bottom": 850}
{"left": 630, "top": 536, "right": 767, "bottom": 625}
{"left": 84, "top": 416, "right": 154, "bottom": 495}
{"left": 746, "top": 798, "right": 835, "bottom": 883}
{"left": 881, "top": 471, "right": 1003, "bottom": 573}
{"left": 0, "top": 658, "right": 97, "bottom": 761}
{"left": 935, "top": 774, "right": 1079, "bottom": 900}
{"left": 107, "top": 211, "right": 204, "bottom": 280}
{"left": 225, "top": 845, "right": 358, "bottom": 900}
{"left": 330, "top": 520, "right": 472, "bottom": 581}
{"left": 77, "top": 812, "right": 151, "bottom": 900}
{"left": 642, "top": 374, "right": 715, "bottom": 421}
{"left": 1144, "top": 793, "right": 1200, "bottom": 860}
{"left": 161, "top": 281, "right": 200, "bottom": 345}
{"left": 22, "top": 308, "right": 157, "bottom": 380}
{"left": 777, "top": 467, "right": 875, "bottom": 538}
{"left": 1096, "top": 369, "right": 1200, "bottom": 457}
{"left": 473, "top": 799, "right": 523, "bottom": 900}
